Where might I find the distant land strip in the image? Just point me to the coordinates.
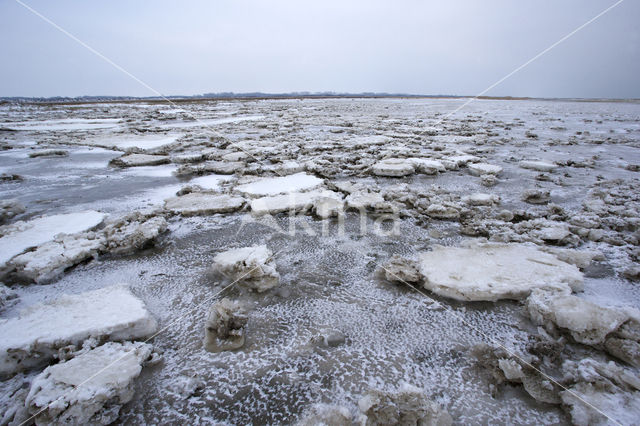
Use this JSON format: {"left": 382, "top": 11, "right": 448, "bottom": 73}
{"left": 1, "top": 92, "right": 639, "bottom": 105}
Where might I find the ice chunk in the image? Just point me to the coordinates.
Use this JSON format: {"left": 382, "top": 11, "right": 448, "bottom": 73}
{"left": 0, "top": 199, "right": 25, "bottom": 225}
{"left": 9, "top": 234, "right": 104, "bottom": 284}
{"left": 357, "top": 384, "right": 452, "bottom": 426}
{"left": 561, "top": 376, "right": 640, "bottom": 426}
{"left": 345, "top": 191, "right": 386, "bottom": 211}
{"left": 28, "top": 149, "right": 68, "bottom": 158}
{"left": 172, "top": 152, "right": 205, "bottom": 163}
{"left": 7, "top": 214, "right": 167, "bottom": 283}
{"left": 297, "top": 404, "right": 352, "bottom": 426}
{"left": 164, "top": 193, "right": 244, "bottom": 216}
{"left": 106, "top": 135, "right": 179, "bottom": 151}
{"left": 441, "top": 154, "right": 479, "bottom": 170}
{"left": 407, "top": 158, "right": 446, "bottom": 174}
{"left": 25, "top": 342, "right": 154, "bottom": 425}
{"left": 540, "top": 248, "right": 603, "bottom": 269}
{"left": 522, "top": 189, "right": 551, "bottom": 205}
{"left": 175, "top": 160, "right": 245, "bottom": 176}
{"left": 236, "top": 172, "right": 323, "bottom": 197}
{"left": 203, "top": 298, "right": 248, "bottom": 353}
{"left": 371, "top": 159, "right": 415, "bottom": 177}
{"left": 604, "top": 337, "right": 640, "bottom": 368}
{"left": 380, "top": 255, "right": 421, "bottom": 284}
{"left": 534, "top": 222, "right": 571, "bottom": 243}
{"left": 0, "top": 285, "right": 157, "bottom": 375}
{"left": 471, "top": 343, "right": 562, "bottom": 405}
{"left": 189, "top": 174, "right": 233, "bottom": 191}
{"left": 468, "top": 163, "right": 502, "bottom": 176}
{"left": 526, "top": 290, "right": 628, "bottom": 346}
{"left": 274, "top": 160, "right": 304, "bottom": 175}
{"left": 519, "top": 160, "right": 558, "bottom": 173}
{"left": 0, "top": 283, "right": 18, "bottom": 312}
{"left": 313, "top": 196, "right": 345, "bottom": 219}
{"left": 417, "top": 242, "right": 583, "bottom": 301}
{"left": 463, "top": 193, "right": 500, "bottom": 206}
{"left": 0, "top": 210, "right": 106, "bottom": 267}
{"left": 250, "top": 190, "right": 341, "bottom": 216}
{"left": 102, "top": 214, "right": 168, "bottom": 255}
{"left": 109, "top": 153, "right": 170, "bottom": 167}
{"left": 122, "top": 164, "right": 177, "bottom": 177}
{"left": 212, "top": 245, "right": 279, "bottom": 292}
{"left": 426, "top": 204, "right": 460, "bottom": 220}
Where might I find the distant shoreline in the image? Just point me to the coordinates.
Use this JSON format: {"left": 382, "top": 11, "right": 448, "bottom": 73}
{"left": 1, "top": 93, "right": 639, "bottom": 106}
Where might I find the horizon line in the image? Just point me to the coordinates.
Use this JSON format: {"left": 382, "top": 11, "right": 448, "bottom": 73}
{"left": 2, "top": 92, "right": 640, "bottom": 104}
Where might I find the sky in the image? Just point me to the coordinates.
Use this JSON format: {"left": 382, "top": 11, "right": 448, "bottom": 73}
{"left": 0, "top": 0, "right": 638, "bottom": 98}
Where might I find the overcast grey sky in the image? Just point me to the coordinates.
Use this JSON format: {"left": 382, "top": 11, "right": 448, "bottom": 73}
{"left": 0, "top": 0, "right": 638, "bottom": 98}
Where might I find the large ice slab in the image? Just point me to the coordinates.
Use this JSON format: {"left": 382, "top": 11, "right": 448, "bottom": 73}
{"left": 519, "top": 160, "right": 558, "bottom": 173}
{"left": 0, "top": 285, "right": 157, "bottom": 375}
{"left": 0, "top": 210, "right": 106, "bottom": 267}
{"left": 417, "top": 242, "right": 583, "bottom": 301}
{"left": 164, "top": 193, "right": 245, "bottom": 216}
{"left": 235, "top": 172, "right": 322, "bottom": 197}
{"left": 371, "top": 159, "right": 415, "bottom": 177}
{"left": 468, "top": 163, "right": 503, "bottom": 176}
{"left": 8, "top": 213, "right": 167, "bottom": 284}
{"left": 189, "top": 174, "right": 233, "bottom": 191}
{"left": 26, "top": 341, "right": 154, "bottom": 425}
{"left": 250, "top": 190, "right": 342, "bottom": 216}
{"left": 407, "top": 158, "right": 446, "bottom": 174}
{"left": 110, "top": 153, "right": 170, "bottom": 167}
{"left": 9, "top": 235, "right": 104, "bottom": 284}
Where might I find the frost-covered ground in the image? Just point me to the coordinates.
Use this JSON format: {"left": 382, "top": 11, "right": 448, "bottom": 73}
{"left": 1, "top": 98, "right": 640, "bottom": 425}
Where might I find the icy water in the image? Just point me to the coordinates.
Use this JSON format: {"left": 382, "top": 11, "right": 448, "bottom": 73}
{"left": 1, "top": 98, "right": 640, "bottom": 425}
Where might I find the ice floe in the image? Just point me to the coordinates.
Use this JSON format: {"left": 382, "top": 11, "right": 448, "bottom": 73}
{"left": 414, "top": 241, "right": 583, "bottom": 301}
{"left": 519, "top": 160, "right": 559, "bottom": 173}
{"left": 468, "top": 163, "right": 503, "bottom": 176}
{"left": 110, "top": 153, "right": 170, "bottom": 167}
{"left": 235, "top": 172, "right": 323, "bottom": 197}
{"left": 371, "top": 159, "right": 415, "bottom": 177}
{"left": 0, "top": 285, "right": 157, "bottom": 375}
{"left": 164, "top": 193, "right": 244, "bottom": 216}
{"left": 0, "top": 210, "right": 106, "bottom": 268}
{"left": 250, "top": 190, "right": 342, "bottom": 216}
{"left": 25, "top": 341, "right": 155, "bottom": 425}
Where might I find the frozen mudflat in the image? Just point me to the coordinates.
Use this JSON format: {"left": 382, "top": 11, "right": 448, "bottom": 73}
{"left": 1, "top": 97, "right": 640, "bottom": 424}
